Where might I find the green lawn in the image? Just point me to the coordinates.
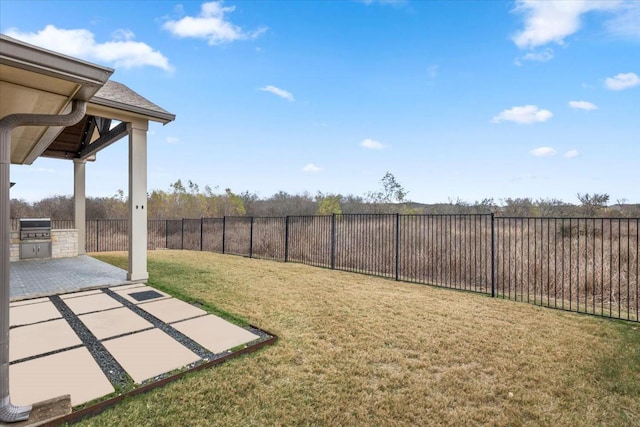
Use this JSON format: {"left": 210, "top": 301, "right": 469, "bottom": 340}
{"left": 83, "top": 250, "right": 639, "bottom": 426}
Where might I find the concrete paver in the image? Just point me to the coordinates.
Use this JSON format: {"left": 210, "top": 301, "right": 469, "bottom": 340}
{"left": 79, "top": 307, "right": 154, "bottom": 340}
{"left": 172, "top": 315, "right": 260, "bottom": 353}
{"left": 102, "top": 329, "right": 200, "bottom": 383}
{"left": 113, "top": 285, "right": 171, "bottom": 305}
{"left": 64, "top": 292, "right": 123, "bottom": 315}
{"left": 10, "top": 347, "right": 115, "bottom": 407}
{"left": 10, "top": 318, "right": 82, "bottom": 362}
{"left": 9, "top": 300, "right": 61, "bottom": 327}
{"left": 111, "top": 283, "right": 146, "bottom": 292}
{"left": 9, "top": 297, "right": 49, "bottom": 307}
{"left": 137, "top": 297, "right": 208, "bottom": 323}
{"left": 60, "top": 289, "right": 103, "bottom": 300}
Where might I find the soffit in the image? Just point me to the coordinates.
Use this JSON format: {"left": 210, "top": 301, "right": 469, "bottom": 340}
{"left": 0, "top": 34, "right": 113, "bottom": 165}
{"left": 0, "top": 65, "right": 82, "bottom": 164}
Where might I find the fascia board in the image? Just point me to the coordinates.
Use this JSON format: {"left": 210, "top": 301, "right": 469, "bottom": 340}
{"left": 89, "top": 99, "right": 176, "bottom": 124}
{"left": 0, "top": 34, "right": 113, "bottom": 100}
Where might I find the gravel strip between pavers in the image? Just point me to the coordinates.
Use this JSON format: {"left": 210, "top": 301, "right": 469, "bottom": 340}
{"left": 102, "top": 288, "right": 216, "bottom": 361}
{"left": 49, "top": 295, "right": 130, "bottom": 390}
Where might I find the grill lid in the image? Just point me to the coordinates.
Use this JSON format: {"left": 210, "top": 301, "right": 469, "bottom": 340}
{"left": 20, "top": 218, "right": 51, "bottom": 229}
{"left": 20, "top": 218, "right": 52, "bottom": 240}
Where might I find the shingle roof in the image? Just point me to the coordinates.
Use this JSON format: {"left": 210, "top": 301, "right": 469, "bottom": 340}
{"left": 91, "top": 80, "right": 175, "bottom": 124}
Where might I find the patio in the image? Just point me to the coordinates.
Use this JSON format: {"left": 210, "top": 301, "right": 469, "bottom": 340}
{"left": 6, "top": 256, "right": 272, "bottom": 425}
{"left": 10, "top": 256, "right": 129, "bottom": 301}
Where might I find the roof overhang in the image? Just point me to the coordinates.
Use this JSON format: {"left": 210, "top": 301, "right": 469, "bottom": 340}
{"left": 91, "top": 96, "right": 175, "bottom": 125}
{"left": 42, "top": 80, "right": 177, "bottom": 162}
{"left": 0, "top": 34, "right": 113, "bottom": 164}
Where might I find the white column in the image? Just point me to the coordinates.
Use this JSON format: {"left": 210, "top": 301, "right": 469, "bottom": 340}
{"left": 73, "top": 159, "right": 86, "bottom": 255}
{"left": 127, "top": 121, "right": 149, "bottom": 282}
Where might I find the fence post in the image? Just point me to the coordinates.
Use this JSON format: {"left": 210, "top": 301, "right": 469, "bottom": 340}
{"left": 249, "top": 217, "right": 254, "bottom": 258}
{"left": 284, "top": 216, "right": 289, "bottom": 262}
{"left": 96, "top": 219, "right": 100, "bottom": 252}
{"left": 395, "top": 213, "right": 400, "bottom": 281}
{"left": 331, "top": 213, "right": 336, "bottom": 270}
{"left": 165, "top": 220, "right": 168, "bottom": 249}
{"left": 491, "top": 213, "right": 495, "bottom": 298}
{"left": 200, "top": 218, "right": 204, "bottom": 251}
{"left": 222, "top": 216, "right": 226, "bottom": 254}
{"left": 181, "top": 218, "right": 184, "bottom": 250}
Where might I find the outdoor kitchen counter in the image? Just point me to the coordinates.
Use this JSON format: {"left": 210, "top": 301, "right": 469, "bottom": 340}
{"left": 10, "top": 229, "right": 78, "bottom": 262}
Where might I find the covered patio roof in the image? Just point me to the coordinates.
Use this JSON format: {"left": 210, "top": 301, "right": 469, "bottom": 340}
{"left": 41, "top": 80, "right": 175, "bottom": 162}
{"left": 1, "top": 33, "right": 175, "bottom": 422}
{"left": 1, "top": 35, "right": 175, "bottom": 165}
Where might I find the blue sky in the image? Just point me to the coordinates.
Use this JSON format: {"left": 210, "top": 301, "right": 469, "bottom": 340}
{"left": 2, "top": 0, "right": 639, "bottom": 204}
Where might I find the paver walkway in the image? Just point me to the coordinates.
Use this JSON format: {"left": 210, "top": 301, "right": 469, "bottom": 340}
{"left": 9, "top": 283, "right": 261, "bottom": 408}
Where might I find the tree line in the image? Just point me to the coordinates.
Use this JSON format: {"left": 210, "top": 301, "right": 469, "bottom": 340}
{"left": 10, "top": 173, "right": 640, "bottom": 220}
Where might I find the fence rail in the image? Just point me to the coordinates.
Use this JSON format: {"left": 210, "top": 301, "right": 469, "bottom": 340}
{"left": 10, "top": 214, "right": 639, "bottom": 322}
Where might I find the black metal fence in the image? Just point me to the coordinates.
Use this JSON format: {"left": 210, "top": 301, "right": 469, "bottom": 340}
{"left": 11, "top": 214, "right": 639, "bottom": 322}
{"left": 494, "top": 217, "right": 639, "bottom": 321}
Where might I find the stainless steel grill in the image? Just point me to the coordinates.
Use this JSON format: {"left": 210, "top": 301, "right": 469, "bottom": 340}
{"left": 19, "top": 218, "right": 52, "bottom": 240}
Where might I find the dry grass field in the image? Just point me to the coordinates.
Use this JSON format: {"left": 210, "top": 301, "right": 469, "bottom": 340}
{"left": 80, "top": 250, "right": 640, "bottom": 426}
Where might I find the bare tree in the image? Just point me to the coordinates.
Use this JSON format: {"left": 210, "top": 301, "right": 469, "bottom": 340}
{"left": 577, "top": 193, "right": 609, "bottom": 217}
{"left": 365, "top": 172, "right": 410, "bottom": 213}
{"left": 502, "top": 198, "right": 536, "bottom": 216}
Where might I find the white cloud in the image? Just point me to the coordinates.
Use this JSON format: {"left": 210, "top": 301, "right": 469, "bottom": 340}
{"left": 523, "top": 49, "right": 554, "bottom": 62}
{"left": 360, "top": 138, "right": 385, "bottom": 150}
{"left": 112, "top": 29, "right": 135, "bottom": 41}
{"left": 166, "top": 137, "right": 180, "bottom": 144}
{"left": 511, "top": 0, "right": 621, "bottom": 49}
{"left": 514, "top": 49, "right": 554, "bottom": 66}
{"left": 6, "top": 25, "right": 172, "bottom": 71}
{"left": 564, "top": 150, "right": 579, "bottom": 158}
{"left": 530, "top": 147, "right": 557, "bottom": 157}
{"left": 604, "top": 72, "right": 640, "bottom": 90}
{"left": 302, "top": 163, "right": 322, "bottom": 173}
{"left": 163, "top": 1, "right": 267, "bottom": 45}
{"left": 568, "top": 100, "right": 598, "bottom": 111}
{"left": 491, "top": 105, "right": 553, "bottom": 124}
{"left": 604, "top": 1, "right": 640, "bottom": 40}
{"left": 259, "top": 85, "right": 295, "bottom": 102}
